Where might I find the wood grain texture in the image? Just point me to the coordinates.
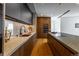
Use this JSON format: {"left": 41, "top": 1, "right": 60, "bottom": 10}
{"left": 31, "top": 38, "right": 53, "bottom": 56}
{"left": 37, "top": 17, "right": 51, "bottom": 38}
{"left": 47, "top": 34, "right": 77, "bottom": 56}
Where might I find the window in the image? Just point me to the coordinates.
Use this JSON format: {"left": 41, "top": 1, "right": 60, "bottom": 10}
{"left": 51, "top": 17, "right": 61, "bottom": 32}
{"left": 5, "top": 20, "right": 13, "bottom": 35}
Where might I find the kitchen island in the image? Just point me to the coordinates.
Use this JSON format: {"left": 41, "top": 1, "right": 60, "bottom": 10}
{"left": 4, "top": 32, "right": 36, "bottom": 56}
{"left": 48, "top": 32, "right": 79, "bottom": 56}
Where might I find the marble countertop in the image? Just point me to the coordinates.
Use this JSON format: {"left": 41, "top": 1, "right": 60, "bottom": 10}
{"left": 48, "top": 32, "right": 79, "bottom": 55}
{"left": 4, "top": 32, "right": 36, "bottom": 56}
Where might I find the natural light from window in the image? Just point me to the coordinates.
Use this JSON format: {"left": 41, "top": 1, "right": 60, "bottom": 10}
{"left": 51, "top": 17, "right": 61, "bottom": 32}
{"left": 5, "top": 20, "right": 13, "bottom": 35}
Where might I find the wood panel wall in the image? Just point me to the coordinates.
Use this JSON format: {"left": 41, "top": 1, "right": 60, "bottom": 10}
{"left": 37, "top": 17, "right": 51, "bottom": 38}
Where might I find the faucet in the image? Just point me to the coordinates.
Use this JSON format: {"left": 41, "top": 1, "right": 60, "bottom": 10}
{"left": 20, "top": 26, "right": 26, "bottom": 36}
{"left": 5, "top": 27, "right": 11, "bottom": 42}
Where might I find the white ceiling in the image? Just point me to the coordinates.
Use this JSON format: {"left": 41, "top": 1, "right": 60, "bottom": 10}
{"left": 34, "top": 3, "right": 79, "bottom": 17}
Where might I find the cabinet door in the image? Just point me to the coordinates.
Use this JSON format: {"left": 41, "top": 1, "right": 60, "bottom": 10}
{"left": 47, "top": 34, "right": 74, "bottom": 56}
{"left": 47, "top": 34, "right": 59, "bottom": 56}
{"left": 20, "top": 4, "right": 32, "bottom": 24}
{"left": 12, "top": 39, "right": 33, "bottom": 56}
{"left": 37, "top": 17, "right": 51, "bottom": 38}
{"left": 47, "top": 35, "right": 56, "bottom": 55}
{"left": 52, "top": 38, "right": 73, "bottom": 56}
{"left": 6, "top": 4, "right": 32, "bottom": 24}
{"left": 24, "top": 37, "right": 34, "bottom": 56}
{"left": 32, "top": 34, "right": 37, "bottom": 45}
{"left": 19, "top": 45, "right": 25, "bottom": 56}
{"left": 6, "top": 4, "right": 21, "bottom": 20}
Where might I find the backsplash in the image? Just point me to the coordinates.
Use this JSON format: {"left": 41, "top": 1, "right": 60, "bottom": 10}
{"left": 5, "top": 19, "right": 33, "bottom": 37}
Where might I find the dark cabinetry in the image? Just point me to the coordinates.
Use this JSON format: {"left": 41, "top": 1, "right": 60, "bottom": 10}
{"left": 47, "top": 34, "right": 77, "bottom": 56}
{"left": 37, "top": 17, "right": 51, "bottom": 38}
{"left": 12, "top": 34, "right": 36, "bottom": 56}
{"left": 20, "top": 4, "right": 32, "bottom": 24}
{"left": 6, "top": 4, "right": 32, "bottom": 24}
{"left": 6, "top": 4, "right": 21, "bottom": 20}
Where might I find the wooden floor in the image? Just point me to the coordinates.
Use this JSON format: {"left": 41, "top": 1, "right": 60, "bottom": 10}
{"left": 31, "top": 38, "right": 53, "bottom": 56}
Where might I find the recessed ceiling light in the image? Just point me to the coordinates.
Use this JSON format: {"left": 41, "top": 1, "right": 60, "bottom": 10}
{"left": 58, "top": 10, "right": 70, "bottom": 18}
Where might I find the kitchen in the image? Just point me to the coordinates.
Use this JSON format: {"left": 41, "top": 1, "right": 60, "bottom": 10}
{"left": 4, "top": 3, "right": 79, "bottom": 56}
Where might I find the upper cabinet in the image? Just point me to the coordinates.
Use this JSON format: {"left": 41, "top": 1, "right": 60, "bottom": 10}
{"left": 6, "top": 4, "right": 21, "bottom": 20}
{"left": 20, "top": 4, "right": 32, "bottom": 24}
{"left": 5, "top": 3, "right": 33, "bottom": 24}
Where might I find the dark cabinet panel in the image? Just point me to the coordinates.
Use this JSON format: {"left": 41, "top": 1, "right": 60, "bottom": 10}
{"left": 52, "top": 37, "right": 73, "bottom": 56}
{"left": 6, "top": 3, "right": 32, "bottom": 24}
{"left": 47, "top": 34, "right": 76, "bottom": 56}
{"left": 20, "top": 4, "right": 32, "bottom": 24}
{"left": 23, "top": 37, "right": 33, "bottom": 56}
{"left": 47, "top": 35, "right": 56, "bottom": 55}
{"left": 23, "top": 33, "right": 36, "bottom": 56}
{"left": 6, "top": 4, "right": 21, "bottom": 20}
{"left": 11, "top": 33, "right": 36, "bottom": 56}
{"left": 37, "top": 17, "right": 51, "bottom": 38}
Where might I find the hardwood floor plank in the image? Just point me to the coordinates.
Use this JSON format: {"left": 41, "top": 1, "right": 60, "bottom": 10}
{"left": 31, "top": 38, "right": 53, "bottom": 56}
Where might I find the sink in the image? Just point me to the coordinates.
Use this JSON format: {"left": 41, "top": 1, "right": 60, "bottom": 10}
{"left": 21, "top": 32, "right": 31, "bottom": 37}
{"left": 22, "top": 34, "right": 30, "bottom": 36}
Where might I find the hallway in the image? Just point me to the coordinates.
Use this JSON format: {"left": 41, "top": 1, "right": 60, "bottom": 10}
{"left": 31, "top": 38, "right": 53, "bottom": 56}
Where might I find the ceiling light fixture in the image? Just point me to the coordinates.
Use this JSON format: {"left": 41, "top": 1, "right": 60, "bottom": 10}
{"left": 58, "top": 10, "right": 70, "bottom": 18}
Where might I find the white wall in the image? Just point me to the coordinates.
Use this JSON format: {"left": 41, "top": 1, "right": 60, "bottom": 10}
{"left": 61, "top": 16, "right": 79, "bottom": 36}
{"left": 51, "top": 17, "right": 61, "bottom": 32}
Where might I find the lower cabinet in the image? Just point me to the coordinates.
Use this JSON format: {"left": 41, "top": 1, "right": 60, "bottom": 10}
{"left": 47, "top": 34, "right": 77, "bottom": 56}
{"left": 11, "top": 34, "right": 36, "bottom": 56}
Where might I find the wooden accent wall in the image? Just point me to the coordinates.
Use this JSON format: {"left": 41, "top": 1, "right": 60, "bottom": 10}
{"left": 37, "top": 17, "right": 51, "bottom": 38}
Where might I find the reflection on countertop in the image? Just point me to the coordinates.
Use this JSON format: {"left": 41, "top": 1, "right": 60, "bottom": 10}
{"left": 4, "top": 32, "right": 36, "bottom": 56}
{"left": 49, "top": 32, "right": 79, "bottom": 55}
{"left": 51, "top": 32, "right": 79, "bottom": 37}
